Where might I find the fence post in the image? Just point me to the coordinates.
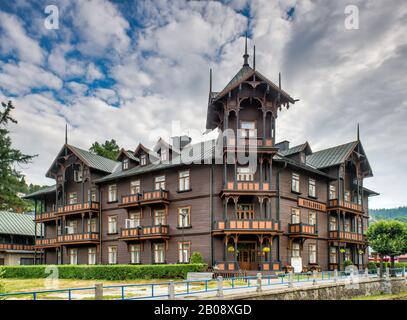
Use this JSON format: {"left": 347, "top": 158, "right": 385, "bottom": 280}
{"left": 168, "top": 281, "right": 175, "bottom": 300}
{"left": 364, "top": 268, "right": 369, "bottom": 278}
{"left": 334, "top": 269, "right": 338, "bottom": 284}
{"left": 402, "top": 267, "right": 406, "bottom": 278}
{"left": 312, "top": 270, "right": 318, "bottom": 285}
{"left": 216, "top": 276, "right": 223, "bottom": 298}
{"left": 256, "top": 273, "right": 262, "bottom": 292}
{"left": 386, "top": 267, "right": 390, "bottom": 278}
{"left": 95, "top": 283, "right": 103, "bottom": 300}
{"left": 377, "top": 267, "right": 381, "bottom": 278}
{"left": 288, "top": 272, "right": 293, "bottom": 288}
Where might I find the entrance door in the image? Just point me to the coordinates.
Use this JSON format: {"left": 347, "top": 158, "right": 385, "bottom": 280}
{"left": 237, "top": 242, "right": 257, "bottom": 270}
{"left": 238, "top": 250, "right": 251, "bottom": 270}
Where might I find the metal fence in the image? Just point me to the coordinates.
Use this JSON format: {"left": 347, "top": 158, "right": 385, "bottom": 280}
{"left": 0, "top": 267, "right": 405, "bottom": 300}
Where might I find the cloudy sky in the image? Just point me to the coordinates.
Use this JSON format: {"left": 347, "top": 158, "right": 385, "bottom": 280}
{"left": 0, "top": 0, "right": 406, "bottom": 209}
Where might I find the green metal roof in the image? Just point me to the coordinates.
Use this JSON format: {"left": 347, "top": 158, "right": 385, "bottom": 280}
{"left": 23, "top": 185, "right": 56, "bottom": 199}
{"left": 274, "top": 154, "right": 334, "bottom": 179}
{"left": 279, "top": 142, "right": 311, "bottom": 157}
{"left": 306, "top": 141, "right": 358, "bottom": 169}
{"left": 0, "top": 211, "right": 39, "bottom": 236}
{"left": 69, "top": 145, "right": 120, "bottom": 173}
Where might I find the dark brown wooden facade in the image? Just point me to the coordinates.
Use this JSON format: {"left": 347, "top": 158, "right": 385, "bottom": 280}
{"left": 27, "top": 44, "right": 377, "bottom": 272}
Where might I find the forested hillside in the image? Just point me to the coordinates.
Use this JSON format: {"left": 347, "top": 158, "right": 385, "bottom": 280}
{"left": 369, "top": 207, "right": 407, "bottom": 222}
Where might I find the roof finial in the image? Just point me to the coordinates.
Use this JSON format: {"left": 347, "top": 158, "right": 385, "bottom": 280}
{"left": 209, "top": 68, "right": 212, "bottom": 95}
{"left": 243, "top": 32, "right": 249, "bottom": 66}
{"left": 357, "top": 123, "right": 360, "bottom": 142}
{"left": 253, "top": 45, "right": 256, "bottom": 70}
{"left": 65, "top": 123, "right": 68, "bottom": 145}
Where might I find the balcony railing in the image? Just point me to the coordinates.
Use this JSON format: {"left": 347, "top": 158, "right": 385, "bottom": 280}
{"left": 223, "top": 181, "right": 271, "bottom": 192}
{"left": 226, "top": 137, "right": 274, "bottom": 148}
{"left": 34, "top": 211, "right": 57, "bottom": 221}
{"left": 121, "top": 190, "right": 169, "bottom": 207}
{"left": 213, "top": 219, "right": 280, "bottom": 233}
{"left": 0, "top": 243, "right": 35, "bottom": 251}
{"left": 57, "top": 232, "right": 99, "bottom": 244}
{"left": 35, "top": 238, "right": 58, "bottom": 247}
{"left": 328, "top": 199, "right": 363, "bottom": 213}
{"left": 57, "top": 201, "right": 100, "bottom": 215}
{"left": 120, "top": 225, "right": 169, "bottom": 240}
{"left": 329, "top": 230, "right": 365, "bottom": 242}
{"left": 288, "top": 223, "right": 317, "bottom": 236}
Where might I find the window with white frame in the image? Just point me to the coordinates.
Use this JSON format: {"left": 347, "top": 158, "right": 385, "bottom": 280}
{"left": 108, "top": 246, "right": 117, "bottom": 264}
{"left": 237, "top": 204, "right": 255, "bottom": 220}
{"left": 178, "top": 242, "right": 190, "bottom": 263}
{"left": 87, "top": 218, "right": 97, "bottom": 233}
{"left": 66, "top": 220, "right": 77, "bottom": 234}
{"left": 108, "top": 184, "right": 117, "bottom": 202}
{"left": 130, "top": 244, "right": 141, "bottom": 264}
{"left": 292, "top": 243, "right": 300, "bottom": 257}
{"left": 88, "top": 188, "right": 97, "bottom": 202}
{"left": 69, "top": 248, "right": 78, "bottom": 265}
{"left": 88, "top": 247, "right": 96, "bottom": 265}
{"left": 344, "top": 191, "right": 351, "bottom": 202}
{"left": 308, "top": 178, "right": 316, "bottom": 197}
{"left": 130, "top": 180, "right": 140, "bottom": 195}
{"left": 345, "top": 248, "right": 351, "bottom": 261}
{"left": 240, "top": 121, "right": 256, "bottom": 138}
{"left": 330, "top": 247, "right": 337, "bottom": 264}
{"left": 291, "top": 208, "right": 300, "bottom": 224}
{"left": 160, "top": 149, "right": 168, "bottom": 162}
{"left": 344, "top": 218, "right": 351, "bottom": 232}
{"left": 237, "top": 167, "right": 254, "bottom": 181}
{"left": 128, "top": 211, "right": 141, "bottom": 228}
{"left": 140, "top": 154, "right": 147, "bottom": 166}
{"left": 108, "top": 216, "right": 118, "bottom": 234}
{"left": 178, "top": 171, "right": 190, "bottom": 191}
{"left": 308, "top": 211, "right": 317, "bottom": 225}
{"left": 329, "top": 216, "right": 337, "bottom": 231}
{"left": 154, "top": 210, "right": 166, "bottom": 225}
{"left": 329, "top": 185, "right": 336, "bottom": 200}
{"left": 68, "top": 192, "right": 77, "bottom": 205}
{"left": 154, "top": 243, "right": 165, "bottom": 263}
{"left": 178, "top": 207, "right": 190, "bottom": 227}
{"left": 123, "top": 158, "right": 129, "bottom": 170}
{"left": 154, "top": 175, "right": 165, "bottom": 190}
{"left": 291, "top": 173, "right": 300, "bottom": 193}
{"left": 309, "top": 244, "right": 317, "bottom": 264}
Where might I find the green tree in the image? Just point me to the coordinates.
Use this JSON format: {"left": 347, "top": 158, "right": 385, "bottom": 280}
{"left": 366, "top": 220, "right": 407, "bottom": 274}
{"left": 0, "top": 101, "right": 37, "bottom": 212}
{"left": 89, "top": 139, "right": 120, "bottom": 160}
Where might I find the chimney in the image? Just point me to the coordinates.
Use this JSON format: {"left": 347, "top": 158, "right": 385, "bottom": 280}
{"left": 171, "top": 135, "right": 192, "bottom": 151}
{"left": 275, "top": 140, "right": 290, "bottom": 152}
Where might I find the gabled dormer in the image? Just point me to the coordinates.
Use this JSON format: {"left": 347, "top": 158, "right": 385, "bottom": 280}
{"left": 279, "top": 141, "right": 312, "bottom": 164}
{"left": 134, "top": 143, "right": 158, "bottom": 166}
{"left": 117, "top": 148, "right": 139, "bottom": 170}
{"left": 153, "top": 138, "right": 176, "bottom": 163}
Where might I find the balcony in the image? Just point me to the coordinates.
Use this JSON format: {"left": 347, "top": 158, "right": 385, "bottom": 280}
{"left": 57, "top": 232, "right": 100, "bottom": 245}
{"left": 328, "top": 199, "right": 363, "bottom": 214}
{"left": 225, "top": 137, "right": 277, "bottom": 151}
{"left": 120, "top": 190, "right": 170, "bottom": 208}
{"left": 34, "top": 238, "right": 58, "bottom": 248}
{"left": 34, "top": 211, "right": 57, "bottom": 222}
{"left": 213, "top": 219, "right": 281, "bottom": 235}
{"left": 0, "top": 243, "right": 35, "bottom": 251}
{"left": 288, "top": 223, "right": 318, "bottom": 238}
{"left": 120, "top": 225, "right": 170, "bottom": 240}
{"left": 221, "top": 181, "right": 275, "bottom": 196}
{"left": 56, "top": 201, "right": 100, "bottom": 216}
{"left": 329, "top": 230, "right": 366, "bottom": 243}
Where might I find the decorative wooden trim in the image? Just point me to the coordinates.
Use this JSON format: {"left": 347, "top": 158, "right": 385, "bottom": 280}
{"left": 298, "top": 197, "right": 327, "bottom": 212}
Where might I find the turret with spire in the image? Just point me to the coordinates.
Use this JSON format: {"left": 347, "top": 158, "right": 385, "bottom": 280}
{"left": 243, "top": 33, "right": 249, "bottom": 66}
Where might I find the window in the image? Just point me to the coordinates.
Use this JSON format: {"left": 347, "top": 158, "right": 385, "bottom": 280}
{"left": 291, "top": 173, "right": 300, "bottom": 193}
{"left": 300, "top": 153, "right": 306, "bottom": 164}
{"left": 344, "top": 191, "right": 351, "bottom": 202}
{"left": 178, "top": 207, "right": 190, "bottom": 227}
{"left": 123, "top": 158, "right": 129, "bottom": 170}
{"left": 329, "top": 216, "right": 337, "bottom": 231}
{"left": 154, "top": 175, "right": 165, "bottom": 190}
{"left": 130, "top": 180, "right": 140, "bottom": 195}
{"left": 69, "top": 248, "right": 78, "bottom": 265}
{"left": 161, "top": 149, "right": 168, "bottom": 162}
{"left": 88, "top": 188, "right": 97, "bottom": 202}
{"left": 68, "top": 192, "right": 77, "bottom": 205}
{"left": 330, "top": 247, "right": 337, "bottom": 264}
{"left": 240, "top": 121, "right": 256, "bottom": 138}
{"left": 308, "top": 178, "right": 316, "bottom": 197}
{"left": 178, "top": 171, "right": 190, "bottom": 191}
{"left": 130, "top": 244, "right": 141, "bottom": 264}
{"left": 154, "top": 243, "right": 165, "bottom": 263}
{"left": 291, "top": 208, "right": 300, "bottom": 224}
{"left": 308, "top": 211, "right": 316, "bottom": 225}
{"left": 358, "top": 218, "right": 363, "bottom": 234}
{"left": 108, "top": 216, "right": 118, "bottom": 234}
{"left": 66, "top": 220, "right": 77, "bottom": 234}
{"left": 344, "top": 218, "right": 351, "bottom": 232}
{"left": 88, "top": 248, "right": 96, "bottom": 265}
{"left": 329, "top": 185, "right": 336, "bottom": 200}
{"left": 237, "top": 204, "right": 254, "bottom": 220}
{"left": 140, "top": 154, "right": 147, "bottom": 166}
{"left": 87, "top": 218, "right": 97, "bottom": 233}
{"left": 292, "top": 243, "right": 300, "bottom": 257}
{"left": 237, "top": 167, "right": 254, "bottom": 181}
{"left": 108, "top": 184, "right": 117, "bottom": 202}
{"left": 345, "top": 248, "right": 351, "bottom": 261}
{"left": 108, "top": 246, "right": 117, "bottom": 264}
{"left": 178, "top": 242, "right": 190, "bottom": 263}
{"left": 74, "top": 170, "right": 83, "bottom": 182}
{"left": 154, "top": 210, "right": 166, "bottom": 225}
{"left": 127, "top": 211, "right": 141, "bottom": 228}
{"left": 309, "top": 244, "right": 317, "bottom": 264}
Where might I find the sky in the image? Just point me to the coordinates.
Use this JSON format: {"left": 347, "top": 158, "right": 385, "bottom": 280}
{"left": 0, "top": 0, "right": 406, "bottom": 209}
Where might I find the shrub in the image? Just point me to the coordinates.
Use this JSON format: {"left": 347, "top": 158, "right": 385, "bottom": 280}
{"left": 367, "top": 262, "right": 377, "bottom": 270}
{"left": 190, "top": 252, "right": 205, "bottom": 264}
{"left": 0, "top": 267, "right": 4, "bottom": 294}
{"left": 1, "top": 264, "right": 207, "bottom": 280}
{"left": 343, "top": 260, "right": 353, "bottom": 268}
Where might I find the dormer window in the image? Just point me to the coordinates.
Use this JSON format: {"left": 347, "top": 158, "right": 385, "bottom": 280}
{"left": 161, "top": 149, "right": 168, "bottom": 162}
{"left": 123, "top": 158, "right": 129, "bottom": 170}
{"left": 140, "top": 154, "right": 147, "bottom": 166}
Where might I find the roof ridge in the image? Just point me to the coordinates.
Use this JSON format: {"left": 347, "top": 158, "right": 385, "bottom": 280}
{"left": 310, "top": 140, "right": 358, "bottom": 155}
{"left": 69, "top": 144, "right": 119, "bottom": 164}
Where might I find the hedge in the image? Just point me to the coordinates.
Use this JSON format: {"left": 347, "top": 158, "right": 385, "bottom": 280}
{"left": 367, "top": 261, "right": 407, "bottom": 269}
{"left": 0, "top": 264, "right": 207, "bottom": 280}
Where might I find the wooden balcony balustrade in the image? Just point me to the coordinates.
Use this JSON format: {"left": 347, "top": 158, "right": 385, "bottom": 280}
{"left": 0, "top": 243, "right": 35, "bottom": 251}
{"left": 222, "top": 181, "right": 274, "bottom": 195}
{"left": 328, "top": 199, "right": 363, "bottom": 213}
{"left": 57, "top": 201, "right": 100, "bottom": 215}
{"left": 34, "top": 211, "right": 57, "bottom": 222}
{"left": 329, "top": 230, "right": 365, "bottom": 243}
{"left": 34, "top": 238, "right": 58, "bottom": 247}
{"left": 225, "top": 137, "right": 274, "bottom": 148}
{"left": 120, "top": 190, "right": 170, "bottom": 207}
{"left": 57, "top": 232, "right": 99, "bottom": 244}
{"left": 120, "top": 225, "right": 169, "bottom": 240}
{"left": 288, "top": 223, "right": 318, "bottom": 237}
{"left": 213, "top": 219, "right": 280, "bottom": 234}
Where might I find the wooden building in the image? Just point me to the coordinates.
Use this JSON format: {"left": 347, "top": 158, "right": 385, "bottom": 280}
{"left": 25, "top": 42, "right": 378, "bottom": 272}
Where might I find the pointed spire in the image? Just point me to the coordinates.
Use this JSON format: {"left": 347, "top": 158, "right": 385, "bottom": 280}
{"left": 65, "top": 123, "right": 68, "bottom": 145}
{"left": 209, "top": 68, "right": 212, "bottom": 95}
{"left": 278, "top": 72, "right": 281, "bottom": 102}
{"left": 357, "top": 123, "right": 360, "bottom": 142}
{"left": 253, "top": 45, "right": 256, "bottom": 70}
{"left": 243, "top": 32, "right": 249, "bottom": 66}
